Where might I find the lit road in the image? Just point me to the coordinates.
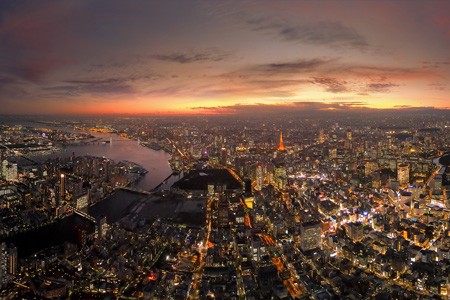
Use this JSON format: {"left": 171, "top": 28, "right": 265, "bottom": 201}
{"left": 188, "top": 194, "right": 214, "bottom": 299}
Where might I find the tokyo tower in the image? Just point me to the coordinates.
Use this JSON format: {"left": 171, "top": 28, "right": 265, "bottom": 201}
{"left": 277, "top": 131, "right": 285, "bottom": 151}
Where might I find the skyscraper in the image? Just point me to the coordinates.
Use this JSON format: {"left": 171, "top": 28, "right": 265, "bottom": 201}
{"left": 397, "top": 163, "right": 410, "bottom": 186}
{"left": 97, "top": 215, "right": 109, "bottom": 239}
{"left": 1, "top": 160, "right": 7, "bottom": 179}
{"left": 300, "top": 221, "right": 322, "bottom": 251}
{"left": 5, "top": 163, "right": 18, "bottom": 182}
{"left": 0, "top": 243, "right": 8, "bottom": 289}
{"left": 60, "top": 173, "right": 65, "bottom": 200}
{"left": 277, "top": 131, "right": 285, "bottom": 151}
{"left": 8, "top": 246, "right": 17, "bottom": 276}
{"left": 346, "top": 129, "right": 352, "bottom": 141}
{"left": 220, "top": 148, "right": 228, "bottom": 166}
{"left": 255, "top": 163, "right": 263, "bottom": 191}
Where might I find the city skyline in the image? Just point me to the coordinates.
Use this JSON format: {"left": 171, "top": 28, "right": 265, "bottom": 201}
{"left": 1, "top": 0, "right": 450, "bottom": 115}
{"left": 1, "top": 113, "right": 450, "bottom": 298}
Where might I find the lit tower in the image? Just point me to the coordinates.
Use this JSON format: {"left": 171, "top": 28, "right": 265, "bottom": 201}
{"left": 60, "top": 174, "right": 65, "bottom": 200}
{"left": 277, "top": 131, "right": 285, "bottom": 151}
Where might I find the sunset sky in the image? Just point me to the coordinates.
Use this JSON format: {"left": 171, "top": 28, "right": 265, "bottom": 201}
{"left": 0, "top": 0, "right": 449, "bottom": 115}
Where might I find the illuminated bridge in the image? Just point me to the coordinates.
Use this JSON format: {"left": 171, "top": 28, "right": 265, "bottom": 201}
{"left": 68, "top": 206, "right": 96, "bottom": 223}
{"left": 119, "top": 187, "right": 153, "bottom": 195}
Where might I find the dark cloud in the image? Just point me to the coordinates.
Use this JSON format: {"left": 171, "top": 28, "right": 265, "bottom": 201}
{"left": 192, "top": 101, "right": 447, "bottom": 115}
{"left": 428, "top": 82, "right": 447, "bottom": 90}
{"left": 226, "top": 58, "right": 333, "bottom": 78}
{"left": 42, "top": 85, "right": 81, "bottom": 97}
{"left": 393, "top": 105, "right": 437, "bottom": 110}
{"left": 245, "top": 79, "right": 309, "bottom": 89}
{"left": 248, "top": 18, "right": 368, "bottom": 49}
{"left": 146, "top": 85, "right": 189, "bottom": 96}
{"left": 191, "top": 101, "right": 369, "bottom": 115}
{"left": 0, "top": 1, "right": 448, "bottom": 112}
{"left": 224, "top": 58, "right": 432, "bottom": 84}
{"left": 342, "top": 65, "right": 434, "bottom": 80}
{"left": 421, "top": 59, "right": 450, "bottom": 70}
{"left": 313, "top": 77, "right": 349, "bottom": 93}
{"left": 153, "top": 49, "right": 232, "bottom": 64}
{"left": 65, "top": 79, "right": 119, "bottom": 85}
{"left": 280, "top": 22, "right": 368, "bottom": 48}
{"left": 366, "top": 83, "right": 399, "bottom": 93}
{"left": 43, "top": 77, "right": 135, "bottom": 97}
{"left": 260, "top": 59, "right": 333, "bottom": 74}
{"left": 213, "top": 57, "right": 437, "bottom": 99}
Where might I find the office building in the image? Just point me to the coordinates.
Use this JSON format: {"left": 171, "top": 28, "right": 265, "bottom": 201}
{"left": 300, "top": 221, "right": 322, "bottom": 251}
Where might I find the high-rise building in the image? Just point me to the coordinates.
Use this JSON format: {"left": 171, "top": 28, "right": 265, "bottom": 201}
{"left": 345, "top": 222, "right": 364, "bottom": 241}
{"left": 75, "top": 225, "right": 87, "bottom": 248}
{"left": 346, "top": 129, "right": 352, "bottom": 141}
{"left": 8, "top": 246, "right": 17, "bottom": 276}
{"left": 76, "top": 193, "right": 89, "bottom": 209}
{"left": 251, "top": 236, "right": 266, "bottom": 262}
{"left": 97, "top": 215, "right": 109, "bottom": 239}
{"left": 218, "top": 196, "right": 229, "bottom": 227}
{"left": 1, "top": 160, "right": 7, "bottom": 179}
{"left": 397, "top": 163, "right": 410, "bottom": 186}
{"left": 60, "top": 173, "right": 65, "bottom": 200}
{"left": 0, "top": 243, "right": 8, "bottom": 288}
{"left": 220, "top": 148, "right": 228, "bottom": 166}
{"left": 243, "top": 178, "right": 252, "bottom": 196}
{"left": 277, "top": 131, "right": 285, "bottom": 151}
{"left": 318, "top": 129, "right": 326, "bottom": 144}
{"left": 5, "top": 163, "right": 18, "bottom": 182}
{"left": 255, "top": 164, "right": 263, "bottom": 191}
{"left": 273, "top": 165, "right": 287, "bottom": 190}
{"left": 300, "top": 221, "right": 322, "bottom": 251}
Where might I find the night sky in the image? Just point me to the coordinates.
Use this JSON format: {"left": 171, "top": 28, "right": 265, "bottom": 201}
{"left": 1, "top": 0, "right": 449, "bottom": 115}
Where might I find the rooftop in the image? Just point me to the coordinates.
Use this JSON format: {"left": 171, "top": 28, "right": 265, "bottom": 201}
{"left": 172, "top": 168, "right": 243, "bottom": 191}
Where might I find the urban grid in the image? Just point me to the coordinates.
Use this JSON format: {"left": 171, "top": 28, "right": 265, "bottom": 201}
{"left": 0, "top": 113, "right": 450, "bottom": 299}
{"left": 1, "top": 1, "right": 450, "bottom": 299}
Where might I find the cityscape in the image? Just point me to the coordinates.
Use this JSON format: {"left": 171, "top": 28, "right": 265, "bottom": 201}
{"left": 1, "top": 1, "right": 450, "bottom": 299}
{"left": 0, "top": 112, "right": 450, "bottom": 299}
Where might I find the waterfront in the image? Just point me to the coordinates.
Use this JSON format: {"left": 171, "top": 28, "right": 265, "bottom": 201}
{"left": 38, "top": 131, "right": 174, "bottom": 191}
{"left": 1, "top": 123, "right": 181, "bottom": 257}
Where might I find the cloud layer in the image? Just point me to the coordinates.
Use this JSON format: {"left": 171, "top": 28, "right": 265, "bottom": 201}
{"left": 0, "top": 0, "right": 449, "bottom": 114}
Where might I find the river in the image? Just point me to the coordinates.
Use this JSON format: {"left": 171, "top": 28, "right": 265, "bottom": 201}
{"left": 1, "top": 122, "right": 184, "bottom": 257}
{"left": 37, "top": 131, "right": 174, "bottom": 191}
